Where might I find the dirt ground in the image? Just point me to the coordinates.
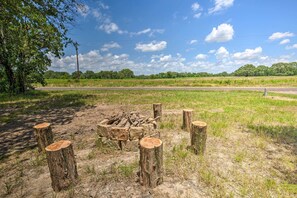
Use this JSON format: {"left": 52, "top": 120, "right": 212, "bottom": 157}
{"left": 0, "top": 103, "right": 296, "bottom": 197}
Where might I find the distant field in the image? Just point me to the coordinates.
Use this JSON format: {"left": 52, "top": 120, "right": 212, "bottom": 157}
{"left": 39, "top": 76, "right": 297, "bottom": 87}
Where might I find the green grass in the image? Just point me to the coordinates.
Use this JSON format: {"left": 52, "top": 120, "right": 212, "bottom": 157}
{"left": 1, "top": 89, "right": 296, "bottom": 196}
{"left": 37, "top": 76, "right": 297, "bottom": 87}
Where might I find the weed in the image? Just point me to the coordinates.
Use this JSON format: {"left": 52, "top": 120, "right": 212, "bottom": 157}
{"left": 234, "top": 152, "right": 246, "bottom": 163}
{"left": 84, "top": 165, "right": 96, "bottom": 175}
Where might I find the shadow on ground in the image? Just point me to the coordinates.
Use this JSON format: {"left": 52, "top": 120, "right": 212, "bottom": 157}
{"left": 247, "top": 124, "right": 297, "bottom": 184}
{"left": 0, "top": 91, "right": 95, "bottom": 159}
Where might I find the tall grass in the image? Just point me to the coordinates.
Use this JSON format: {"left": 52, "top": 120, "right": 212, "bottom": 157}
{"left": 39, "top": 76, "right": 297, "bottom": 87}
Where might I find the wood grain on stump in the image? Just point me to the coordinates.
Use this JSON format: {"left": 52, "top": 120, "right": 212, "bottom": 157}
{"left": 33, "top": 122, "right": 54, "bottom": 152}
{"left": 153, "top": 103, "right": 162, "bottom": 121}
{"left": 45, "top": 140, "right": 78, "bottom": 192}
{"left": 190, "top": 121, "right": 207, "bottom": 155}
{"left": 139, "top": 137, "right": 163, "bottom": 188}
{"left": 182, "top": 109, "right": 193, "bottom": 132}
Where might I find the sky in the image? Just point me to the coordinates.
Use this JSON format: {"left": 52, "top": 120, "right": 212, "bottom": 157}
{"left": 50, "top": 0, "right": 297, "bottom": 75}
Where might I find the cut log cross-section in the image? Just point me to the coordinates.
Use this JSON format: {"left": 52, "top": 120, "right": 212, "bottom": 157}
{"left": 139, "top": 137, "right": 163, "bottom": 188}
{"left": 45, "top": 140, "right": 78, "bottom": 192}
{"left": 33, "top": 122, "right": 54, "bottom": 152}
{"left": 182, "top": 109, "right": 193, "bottom": 132}
{"left": 153, "top": 103, "right": 162, "bottom": 121}
{"left": 190, "top": 121, "right": 207, "bottom": 155}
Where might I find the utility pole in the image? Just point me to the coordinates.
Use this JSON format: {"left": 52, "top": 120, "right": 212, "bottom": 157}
{"left": 74, "top": 42, "right": 80, "bottom": 80}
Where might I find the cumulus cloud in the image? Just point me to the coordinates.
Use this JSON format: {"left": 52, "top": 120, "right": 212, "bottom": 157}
{"left": 205, "top": 23, "right": 234, "bottom": 42}
{"left": 193, "top": 13, "right": 202, "bottom": 18}
{"left": 286, "top": 44, "right": 297, "bottom": 50}
{"left": 99, "top": 23, "right": 120, "bottom": 34}
{"left": 159, "top": 55, "right": 172, "bottom": 62}
{"left": 191, "top": 3, "right": 200, "bottom": 11}
{"left": 189, "top": 40, "right": 198, "bottom": 45}
{"left": 215, "top": 47, "right": 229, "bottom": 59}
{"left": 280, "top": 39, "right": 290, "bottom": 45}
{"left": 269, "top": 32, "right": 294, "bottom": 40}
{"left": 195, "top": 54, "right": 208, "bottom": 60}
{"left": 209, "top": 0, "right": 234, "bottom": 14}
{"left": 233, "top": 47, "right": 262, "bottom": 60}
{"left": 135, "top": 41, "right": 167, "bottom": 52}
{"left": 101, "top": 42, "right": 121, "bottom": 52}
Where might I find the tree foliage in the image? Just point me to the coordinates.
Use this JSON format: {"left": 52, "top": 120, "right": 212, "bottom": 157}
{"left": 0, "top": 0, "right": 78, "bottom": 93}
{"left": 44, "top": 62, "right": 297, "bottom": 80}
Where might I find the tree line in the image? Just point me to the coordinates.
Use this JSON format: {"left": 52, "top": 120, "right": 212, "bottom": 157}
{"left": 44, "top": 62, "right": 297, "bottom": 80}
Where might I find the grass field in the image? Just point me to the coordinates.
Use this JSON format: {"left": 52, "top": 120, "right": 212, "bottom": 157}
{"left": 39, "top": 76, "right": 297, "bottom": 87}
{"left": 0, "top": 90, "right": 296, "bottom": 197}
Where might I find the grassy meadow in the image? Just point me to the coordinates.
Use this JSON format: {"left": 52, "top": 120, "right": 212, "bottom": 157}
{"left": 0, "top": 90, "right": 296, "bottom": 197}
{"left": 39, "top": 76, "right": 297, "bottom": 87}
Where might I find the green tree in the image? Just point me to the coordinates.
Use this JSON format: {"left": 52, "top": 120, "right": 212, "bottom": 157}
{"left": 233, "top": 64, "right": 256, "bottom": 76}
{"left": 118, "top": 69, "right": 135, "bottom": 79}
{"left": 0, "top": 0, "right": 78, "bottom": 93}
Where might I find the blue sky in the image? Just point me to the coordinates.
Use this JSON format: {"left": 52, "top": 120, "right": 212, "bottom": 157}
{"left": 50, "top": 0, "right": 297, "bottom": 74}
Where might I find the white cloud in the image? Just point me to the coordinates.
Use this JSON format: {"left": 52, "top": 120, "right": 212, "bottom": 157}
{"left": 189, "top": 40, "right": 198, "bottom": 45}
{"left": 233, "top": 47, "right": 262, "bottom": 60}
{"left": 135, "top": 41, "right": 167, "bottom": 52}
{"left": 130, "top": 28, "right": 165, "bottom": 37}
{"left": 99, "top": 22, "right": 119, "bottom": 34}
{"left": 209, "top": 0, "right": 234, "bottom": 14}
{"left": 196, "top": 54, "right": 208, "bottom": 60}
{"left": 205, "top": 23, "right": 234, "bottom": 42}
{"left": 98, "top": 2, "right": 109, "bottom": 10}
{"left": 215, "top": 47, "right": 229, "bottom": 59}
{"left": 269, "top": 32, "right": 294, "bottom": 40}
{"left": 77, "top": 4, "right": 90, "bottom": 17}
{"left": 191, "top": 3, "right": 200, "bottom": 11}
{"left": 159, "top": 55, "right": 172, "bottom": 62}
{"left": 101, "top": 42, "right": 121, "bottom": 52}
{"left": 208, "top": 49, "right": 216, "bottom": 54}
{"left": 286, "top": 44, "right": 297, "bottom": 50}
{"left": 280, "top": 39, "right": 290, "bottom": 45}
{"left": 193, "top": 13, "right": 202, "bottom": 18}
{"left": 99, "top": 22, "right": 127, "bottom": 34}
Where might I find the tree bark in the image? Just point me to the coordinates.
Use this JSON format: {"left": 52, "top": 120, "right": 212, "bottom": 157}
{"left": 190, "top": 121, "right": 207, "bottom": 155}
{"left": 33, "top": 122, "right": 54, "bottom": 152}
{"left": 139, "top": 137, "right": 163, "bottom": 188}
{"left": 45, "top": 140, "right": 78, "bottom": 192}
{"left": 153, "top": 103, "right": 162, "bottom": 121}
{"left": 182, "top": 109, "right": 193, "bottom": 132}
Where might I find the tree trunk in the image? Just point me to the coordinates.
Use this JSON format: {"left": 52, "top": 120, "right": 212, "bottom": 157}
{"left": 2, "top": 61, "right": 16, "bottom": 93}
{"left": 182, "top": 109, "right": 193, "bottom": 132}
{"left": 153, "top": 103, "right": 162, "bottom": 121}
{"left": 139, "top": 137, "right": 163, "bottom": 188}
{"left": 190, "top": 121, "right": 207, "bottom": 155}
{"left": 45, "top": 140, "right": 78, "bottom": 192}
{"left": 33, "top": 122, "right": 54, "bottom": 152}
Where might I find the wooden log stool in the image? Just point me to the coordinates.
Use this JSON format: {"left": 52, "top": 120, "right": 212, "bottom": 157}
{"left": 153, "top": 103, "right": 162, "bottom": 121}
{"left": 182, "top": 109, "right": 193, "bottom": 132}
{"left": 190, "top": 121, "right": 207, "bottom": 155}
{"left": 139, "top": 137, "right": 163, "bottom": 188}
{"left": 45, "top": 140, "right": 78, "bottom": 192}
{"left": 33, "top": 122, "right": 54, "bottom": 152}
